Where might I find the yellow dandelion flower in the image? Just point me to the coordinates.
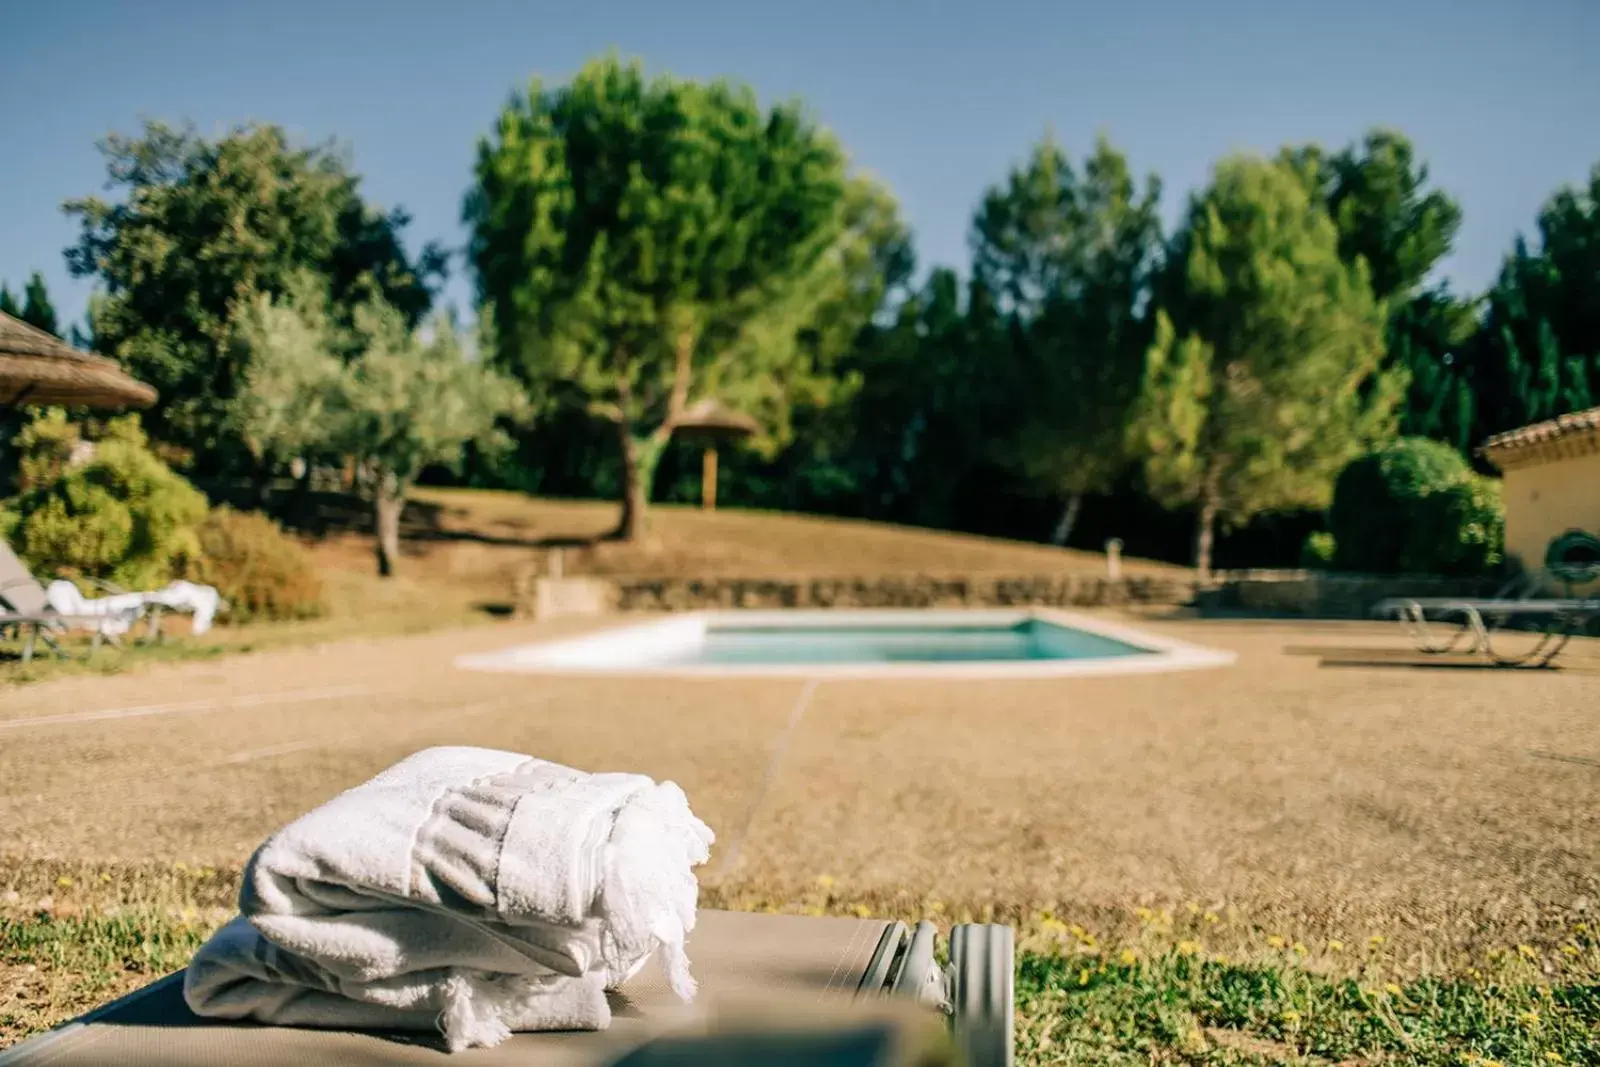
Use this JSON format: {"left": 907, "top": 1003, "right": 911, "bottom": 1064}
{"left": 1368, "top": 934, "right": 1385, "bottom": 946}
{"left": 1280, "top": 1008, "right": 1301, "bottom": 1026}
{"left": 1384, "top": 982, "right": 1404, "bottom": 997}
{"left": 815, "top": 874, "right": 835, "bottom": 888}
{"left": 98, "top": 873, "right": 111, "bottom": 884}
{"left": 1038, "top": 908, "right": 1055, "bottom": 922}
{"left": 1213, "top": 954, "right": 1229, "bottom": 965}
{"left": 1069, "top": 923, "right": 1087, "bottom": 938}
{"left": 1544, "top": 1053, "right": 1562, "bottom": 1064}
{"left": 1177, "top": 939, "right": 1201, "bottom": 956}
{"left": 1078, "top": 968, "right": 1090, "bottom": 986}
{"left": 1517, "top": 944, "right": 1537, "bottom": 959}
{"left": 851, "top": 904, "right": 872, "bottom": 919}
{"left": 929, "top": 900, "right": 945, "bottom": 914}
{"left": 1134, "top": 906, "right": 1153, "bottom": 922}
{"left": 1481, "top": 1060, "right": 1504, "bottom": 1067}
{"left": 1328, "top": 939, "right": 1344, "bottom": 953}
{"left": 1561, "top": 943, "right": 1580, "bottom": 956}
{"left": 1519, "top": 1010, "right": 1540, "bottom": 1026}
{"left": 1266, "top": 935, "right": 1287, "bottom": 949}
{"left": 56, "top": 876, "right": 73, "bottom": 889}
{"left": 1203, "top": 911, "right": 1220, "bottom": 924}
{"left": 1575, "top": 922, "right": 1589, "bottom": 934}
{"left": 1118, "top": 948, "right": 1138, "bottom": 966}
{"left": 1468, "top": 968, "right": 1482, "bottom": 979}
{"left": 1292, "top": 942, "right": 1308, "bottom": 955}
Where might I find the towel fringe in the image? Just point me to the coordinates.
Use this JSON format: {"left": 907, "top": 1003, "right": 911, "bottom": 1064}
{"left": 437, "top": 973, "right": 512, "bottom": 1052}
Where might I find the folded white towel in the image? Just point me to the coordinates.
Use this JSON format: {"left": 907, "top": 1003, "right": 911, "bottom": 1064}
{"left": 187, "top": 917, "right": 611, "bottom": 1050}
{"left": 185, "top": 746, "right": 715, "bottom": 1051}
{"left": 43, "top": 580, "right": 145, "bottom": 635}
{"left": 146, "top": 579, "right": 223, "bottom": 634}
{"left": 43, "top": 578, "right": 224, "bottom": 636}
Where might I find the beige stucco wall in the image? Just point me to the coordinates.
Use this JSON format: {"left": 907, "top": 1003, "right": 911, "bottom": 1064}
{"left": 1500, "top": 449, "right": 1600, "bottom": 573}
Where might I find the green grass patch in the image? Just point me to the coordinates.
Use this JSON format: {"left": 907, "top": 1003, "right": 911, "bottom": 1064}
{"left": 1018, "top": 949, "right": 1598, "bottom": 1066}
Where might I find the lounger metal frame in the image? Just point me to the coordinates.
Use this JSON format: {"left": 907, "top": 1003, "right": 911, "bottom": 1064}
{"left": 1375, "top": 595, "right": 1600, "bottom": 667}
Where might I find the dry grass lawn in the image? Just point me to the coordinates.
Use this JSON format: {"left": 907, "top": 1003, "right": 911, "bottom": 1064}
{"left": 3, "top": 494, "right": 1597, "bottom": 1060}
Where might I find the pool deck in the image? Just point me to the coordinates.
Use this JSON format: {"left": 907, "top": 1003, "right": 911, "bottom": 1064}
{"left": 2, "top": 610, "right": 1597, "bottom": 956}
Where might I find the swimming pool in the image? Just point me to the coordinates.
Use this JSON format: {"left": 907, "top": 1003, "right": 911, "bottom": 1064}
{"left": 455, "top": 609, "right": 1235, "bottom": 678}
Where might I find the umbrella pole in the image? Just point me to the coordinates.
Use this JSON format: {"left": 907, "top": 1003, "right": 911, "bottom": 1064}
{"left": 701, "top": 445, "right": 718, "bottom": 510}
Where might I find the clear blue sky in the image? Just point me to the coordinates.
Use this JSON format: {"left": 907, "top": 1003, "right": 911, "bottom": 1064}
{"left": 3, "top": 0, "right": 1596, "bottom": 332}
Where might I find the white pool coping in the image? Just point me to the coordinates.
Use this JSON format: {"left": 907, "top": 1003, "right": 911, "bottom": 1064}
{"left": 454, "top": 608, "right": 1236, "bottom": 679}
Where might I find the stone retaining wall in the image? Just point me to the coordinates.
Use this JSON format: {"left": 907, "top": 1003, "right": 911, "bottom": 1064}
{"left": 612, "top": 573, "right": 1196, "bottom": 612}
{"left": 511, "top": 568, "right": 1509, "bottom": 620}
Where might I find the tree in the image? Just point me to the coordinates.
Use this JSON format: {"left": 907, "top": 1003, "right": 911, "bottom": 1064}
{"left": 65, "top": 121, "right": 446, "bottom": 473}
{"left": 465, "top": 55, "right": 869, "bottom": 539}
{"left": 20, "top": 272, "right": 58, "bottom": 336}
{"left": 236, "top": 290, "right": 527, "bottom": 576}
{"left": 1135, "top": 155, "right": 1401, "bottom": 578}
{"left": 0, "top": 272, "right": 60, "bottom": 335}
{"left": 1468, "top": 164, "right": 1600, "bottom": 439}
{"left": 971, "top": 135, "right": 1162, "bottom": 544}
{"left": 1283, "top": 129, "right": 1462, "bottom": 306}
{"left": 1282, "top": 131, "right": 1476, "bottom": 454}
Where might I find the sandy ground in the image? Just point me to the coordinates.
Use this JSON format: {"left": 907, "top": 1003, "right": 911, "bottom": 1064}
{"left": 2, "top": 612, "right": 1596, "bottom": 961}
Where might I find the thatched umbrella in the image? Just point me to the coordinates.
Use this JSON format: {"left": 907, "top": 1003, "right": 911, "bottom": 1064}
{"left": 0, "top": 311, "right": 156, "bottom": 409}
{"left": 672, "top": 398, "right": 758, "bottom": 510}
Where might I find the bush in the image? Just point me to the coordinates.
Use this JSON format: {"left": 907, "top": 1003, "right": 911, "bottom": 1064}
{"left": 1328, "top": 438, "right": 1504, "bottom": 575}
{"left": 192, "top": 507, "right": 325, "bottom": 622}
{"left": 1300, "top": 531, "right": 1336, "bottom": 569}
{"left": 0, "top": 413, "right": 208, "bottom": 589}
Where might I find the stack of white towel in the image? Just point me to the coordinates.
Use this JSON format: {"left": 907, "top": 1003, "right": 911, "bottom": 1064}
{"left": 45, "top": 578, "right": 222, "bottom": 635}
{"left": 184, "top": 747, "right": 716, "bottom": 1052}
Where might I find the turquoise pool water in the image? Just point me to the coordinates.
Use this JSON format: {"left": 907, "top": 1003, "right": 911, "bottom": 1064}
{"left": 668, "top": 619, "right": 1150, "bottom": 666}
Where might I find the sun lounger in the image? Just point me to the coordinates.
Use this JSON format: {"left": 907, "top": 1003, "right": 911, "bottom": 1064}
{"left": 1, "top": 541, "right": 218, "bottom": 661}
{"left": 1374, "top": 592, "right": 1600, "bottom": 667}
{"left": 0, "top": 542, "right": 129, "bottom": 660}
{"left": 0, "top": 909, "right": 1015, "bottom": 1067}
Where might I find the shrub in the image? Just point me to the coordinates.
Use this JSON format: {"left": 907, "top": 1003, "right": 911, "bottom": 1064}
{"left": 1300, "top": 531, "right": 1336, "bottom": 569}
{"left": 1328, "top": 438, "right": 1504, "bottom": 575}
{"left": 0, "top": 413, "right": 208, "bottom": 589}
{"left": 192, "top": 507, "right": 325, "bottom": 622}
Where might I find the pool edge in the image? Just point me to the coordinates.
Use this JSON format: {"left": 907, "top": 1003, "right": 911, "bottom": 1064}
{"left": 453, "top": 608, "right": 1236, "bottom": 679}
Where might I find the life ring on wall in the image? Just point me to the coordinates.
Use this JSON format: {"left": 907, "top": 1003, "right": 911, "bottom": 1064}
{"left": 1544, "top": 528, "right": 1600, "bottom": 586}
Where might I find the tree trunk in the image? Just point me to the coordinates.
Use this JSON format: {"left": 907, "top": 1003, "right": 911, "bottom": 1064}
{"left": 374, "top": 469, "right": 404, "bottom": 578}
{"left": 1193, "top": 463, "right": 1222, "bottom": 582}
{"left": 612, "top": 428, "right": 663, "bottom": 542}
{"left": 1050, "top": 493, "right": 1083, "bottom": 546}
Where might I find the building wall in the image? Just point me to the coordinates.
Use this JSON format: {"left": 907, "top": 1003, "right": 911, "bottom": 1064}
{"left": 1501, "top": 450, "right": 1600, "bottom": 573}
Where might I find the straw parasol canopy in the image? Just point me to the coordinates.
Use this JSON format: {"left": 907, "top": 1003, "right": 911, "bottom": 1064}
{"left": 0, "top": 310, "right": 157, "bottom": 409}
{"left": 671, "top": 399, "right": 759, "bottom": 510}
{"left": 671, "top": 398, "right": 759, "bottom": 442}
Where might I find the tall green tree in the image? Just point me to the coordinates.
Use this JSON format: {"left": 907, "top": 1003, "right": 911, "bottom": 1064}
{"left": 1136, "top": 155, "right": 1400, "bottom": 578}
{"left": 1469, "top": 163, "right": 1600, "bottom": 437}
{"left": 20, "top": 272, "right": 58, "bottom": 336}
{"left": 236, "top": 289, "right": 526, "bottom": 576}
{"left": 0, "top": 272, "right": 60, "bottom": 334}
{"left": 65, "top": 121, "right": 446, "bottom": 473}
{"left": 971, "top": 135, "right": 1163, "bottom": 544}
{"left": 465, "top": 55, "right": 873, "bottom": 539}
{"left": 1283, "top": 130, "right": 1476, "bottom": 453}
